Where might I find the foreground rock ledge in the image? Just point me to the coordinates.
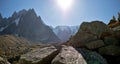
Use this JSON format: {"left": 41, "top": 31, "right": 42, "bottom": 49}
{"left": 0, "top": 57, "right": 10, "bottom": 64}
{"left": 52, "top": 45, "right": 87, "bottom": 64}
{"left": 19, "top": 46, "right": 58, "bottom": 64}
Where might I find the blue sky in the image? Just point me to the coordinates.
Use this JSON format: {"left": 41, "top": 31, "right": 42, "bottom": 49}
{"left": 0, "top": 0, "right": 120, "bottom": 27}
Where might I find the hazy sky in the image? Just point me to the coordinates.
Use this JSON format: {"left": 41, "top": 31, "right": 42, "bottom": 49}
{"left": 0, "top": 0, "right": 120, "bottom": 27}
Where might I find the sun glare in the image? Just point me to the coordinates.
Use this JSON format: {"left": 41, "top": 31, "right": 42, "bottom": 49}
{"left": 57, "top": 0, "right": 73, "bottom": 11}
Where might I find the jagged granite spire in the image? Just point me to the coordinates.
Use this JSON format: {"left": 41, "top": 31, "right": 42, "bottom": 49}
{"left": 0, "top": 8, "right": 61, "bottom": 43}
{"left": 12, "top": 11, "right": 17, "bottom": 18}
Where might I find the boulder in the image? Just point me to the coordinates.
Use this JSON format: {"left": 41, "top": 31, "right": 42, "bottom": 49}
{"left": 98, "top": 45, "right": 120, "bottom": 56}
{"left": 76, "top": 48, "right": 108, "bottom": 64}
{"left": 85, "top": 40, "right": 105, "bottom": 50}
{"left": 52, "top": 45, "right": 87, "bottom": 64}
{"left": 80, "top": 21, "right": 110, "bottom": 37}
{"left": 0, "top": 57, "right": 10, "bottom": 64}
{"left": 69, "top": 31, "right": 97, "bottom": 47}
{"left": 19, "top": 46, "right": 58, "bottom": 64}
{"left": 68, "top": 21, "right": 110, "bottom": 48}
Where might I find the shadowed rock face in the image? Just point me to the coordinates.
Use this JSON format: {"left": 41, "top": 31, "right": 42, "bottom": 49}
{"left": 19, "top": 46, "right": 58, "bottom": 64}
{"left": 76, "top": 48, "right": 108, "bottom": 64}
{"left": 0, "top": 9, "right": 60, "bottom": 43}
{"left": 98, "top": 45, "right": 120, "bottom": 56}
{"left": 52, "top": 45, "right": 87, "bottom": 64}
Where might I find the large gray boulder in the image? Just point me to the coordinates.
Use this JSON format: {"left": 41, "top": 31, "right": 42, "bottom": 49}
{"left": 19, "top": 46, "right": 58, "bottom": 64}
{"left": 52, "top": 45, "right": 87, "bottom": 64}
{"left": 69, "top": 31, "right": 97, "bottom": 47}
{"left": 68, "top": 21, "right": 110, "bottom": 48}
{"left": 80, "top": 21, "right": 110, "bottom": 37}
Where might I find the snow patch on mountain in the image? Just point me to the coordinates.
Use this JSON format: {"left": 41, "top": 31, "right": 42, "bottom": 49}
{"left": 0, "top": 25, "right": 9, "bottom": 32}
{"left": 0, "top": 27, "right": 5, "bottom": 32}
{"left": 53, "top": 26, "right": 71, "bottom": 35}
{"left": 14, "top": 18, "right": 20, "bottom": 26}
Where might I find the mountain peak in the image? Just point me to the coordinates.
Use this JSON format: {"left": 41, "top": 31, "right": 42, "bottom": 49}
{"left": 12, "top": 11, "right": 17, "bottom": 18}
{"left": 0, "top": 8, "right": 60, "bottom": 43}
{"left": 24, "top": 8, "right": 37, "bottom": 18}
{"left": 11, "top": 8, "right": 37, "bottom": 21}
{"left": 28, "top": 8, "right": 35, "bottom": 12}
{"left": 28, "top": 8, "right": 36, "bottom": 14}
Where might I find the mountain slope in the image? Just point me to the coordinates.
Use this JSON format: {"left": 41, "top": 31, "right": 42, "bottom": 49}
{"left": 0, "top": 35, "right": 30, "bottom": 59}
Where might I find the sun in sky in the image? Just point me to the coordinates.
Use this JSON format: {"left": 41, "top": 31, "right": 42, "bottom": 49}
{"left": 56, "top": 0, "right": 74, "bottom": 11}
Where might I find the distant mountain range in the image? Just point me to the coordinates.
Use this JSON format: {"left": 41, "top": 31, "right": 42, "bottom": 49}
{"left": 0, "top": 9, "right": 61, "bottom": 43}
{"left": 53, "top": 26, "right": 79, "bottom": 42}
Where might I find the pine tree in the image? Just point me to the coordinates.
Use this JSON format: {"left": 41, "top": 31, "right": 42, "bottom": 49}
{"left": 112, "top": 16, "right": 116, "bottom": 20}
{"left": 118, "top": 12, "right": 120, "bottom": 22}
{"left": 108, "top": 16, "right": 116, "bottom": 25}
{"left": 0, "top": 13, "right": 2, "bottom": 19}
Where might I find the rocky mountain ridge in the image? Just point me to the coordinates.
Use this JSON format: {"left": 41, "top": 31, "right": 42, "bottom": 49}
{"left": 0, "top": 9, "right": 60, "bottom": 43}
